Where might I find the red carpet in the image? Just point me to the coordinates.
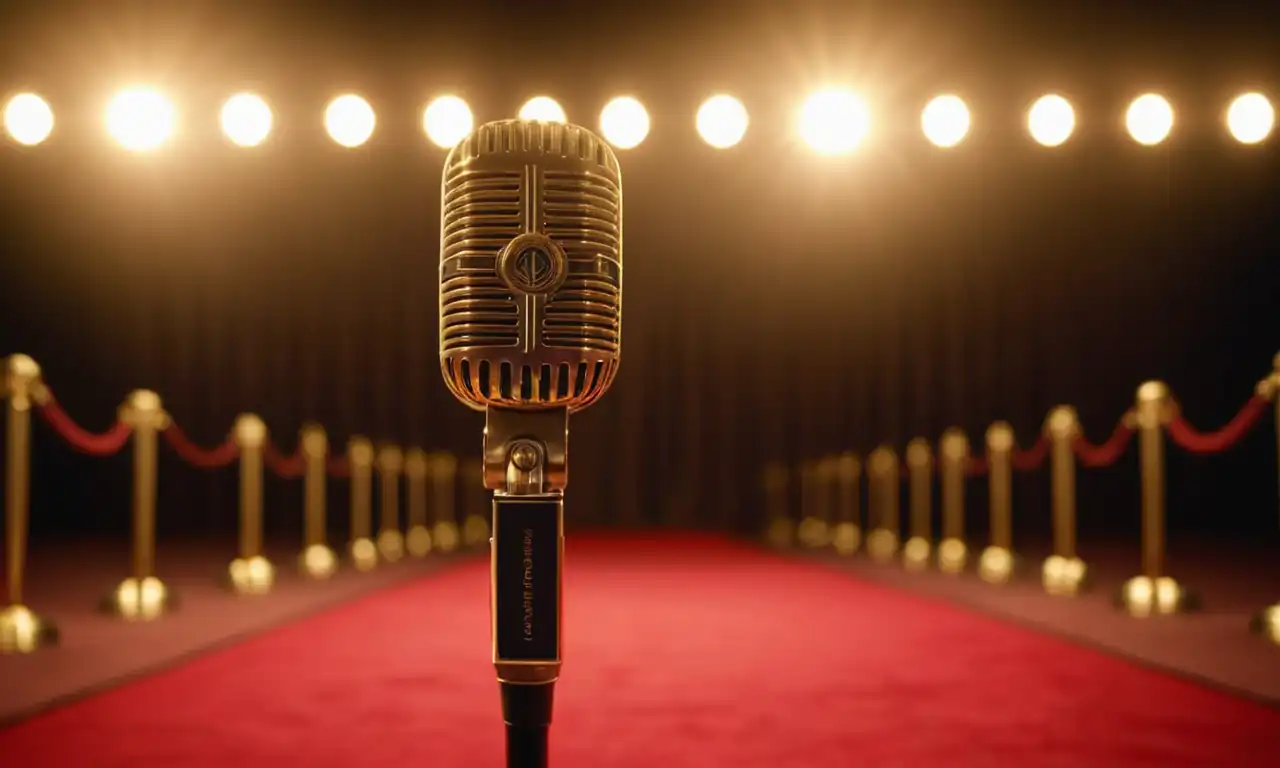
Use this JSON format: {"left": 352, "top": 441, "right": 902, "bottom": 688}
{"left": 1, "top": 534, "right": 1276, "bottom": 766}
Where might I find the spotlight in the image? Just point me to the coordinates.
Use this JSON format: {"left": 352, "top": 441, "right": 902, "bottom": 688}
{"left": 1027, "top": 94, "right": 1075, "bottom": 147}
{"left": 518, "top": 96, "right": 566, "bottom": 123}
{"left": 324, "top": 94, "right": 375, "bottom": 148}
{"left": 696, "top": 94, "right": 749, "bottom": 149}
{"left": 106, "top": 88, "right": 175, "bottom": 151}
{"left": 1125, "top": 93, "right": 1174, "bottom": 146}
{"left": 423, "top": 95, "right": 474, "bottom": 149}
{"left": 921, "top": 94, "right": 970, "bottom": 148}
{"left": 798, "top": 89, "right": 870, "bottom": 155}
{"left": 1226, "top": 92, "right": 1274, "bottom": 144}
{"left": 3, "top": 93, "right": 54, "bottom": 146}
{"left": 599, "top": 96, "right": 650, "bottom": 149}
{"left": 220, "top": 92, "right": 273, "bottom": 148}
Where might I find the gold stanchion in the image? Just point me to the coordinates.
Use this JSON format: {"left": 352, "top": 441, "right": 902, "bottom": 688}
{"left": 228, "top": 414, "right": 273, "bottom": 595}
{"left": 1253, "top": 355, "right": 1280, "bottom": 643}
{"left": 347, "top": 436, "right": 377, "bottom": 571}
{"left": 1042, "top": 406, "right": 1087, "bottom": 596}
{"left": 832, "top": 452, "right": 862, "bottom": 555}
{"left": 938, "top": 428, "right": 969, "bottom": 574}
{"left": 866, "top": 446, "right": 900, "bottom": 563}
{"left": 108, "top": 390, "right": 172, "bottom": 619}
{"left": 797, "top": 459, "right": 829, "bottom": 548}
{"left": 430, "top": 452, "right": 460, "bottom": 553}
{"left": 299, "top": 424, "right": 336, "bottom": 579}
{"left": 1121, "top": 381, "right": 1188, "bottom": 616}
{"left": 375, "top": 445, "right": 405, "bottom": 562}
{"left": 461, "top": 457, "right": 489, "bottom": 548}
{"left": 979, "top": 422, "right": 1016, "bottom": 584}
{"left": 1, "top": 355, "right": 57, "bottom": 653}
{"left": 763, "top": 462, "right": 793, "bottom": 548}
{"left": 404, "top": 448, "right": 432, "bottom": 557}
{"left": 903, "top": 439, "right": 933, "bottom": 571}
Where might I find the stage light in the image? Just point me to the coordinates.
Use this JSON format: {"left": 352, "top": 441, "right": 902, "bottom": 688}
{"left": 423, "top": 95, "right": 474, "bottom": 149}
{"left": 921, "top": 94, "right": 970, "bottom": 148}
{"left": 3, "top": 93, "right": 54, "bottom": 146}
{"left": 220, "top": 92, "right": 273, "bottom": 147}
{"left": 1027, "top": 94, "right": 1075, "bottom": 147}
{"left": 106, "top": 88, "right": 175, "bottom": 151}
{"left": 599, "top": 96, "right": 649, "bottom": 149}
{"left": 324, "top": 94, "right": 375, "bottom": 148}
{"left": 1125, "top": 93, "right": 1174, "bottom": 146}
{"left": 798, "top": 88, "right": 870, "bottom": 155}
{"left": 696, "top": 94, "right": 749, "bottom": 149}
{"left": 1226, "top": 92, "right": 1274, "bottom": 144}
{"left": 518, "top": 96, "right": 566, "bottom": 123}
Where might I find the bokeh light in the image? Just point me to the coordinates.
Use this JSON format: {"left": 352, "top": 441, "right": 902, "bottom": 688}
{"left": 921, "top": 94, "right": 971, "bottom": 148}
{"left": 1125, "top": 93, "right": 1174, "bottom": 146}
{"left": 798, "top": 89, "right": 870, "bottom": 155}
{"left": 1226, "top": 92, "right": 1274, "bottom": 145}
{"left": 106, "top": 88, "right": 175, "bottom": 151}
{"left": 423, "top": 95, "right": 474, "bottom": 149}
{"left": 1027, "top": 94, "right": 1075, "bottom": 147}
{"left": 220, "top": 92, "right": 273, "bottom": 147}
{"left": 696, "top": 94, "right": 749, "bottom": 149}
{"left": 599, "top": 96, "right": 650, "bottom": 149}
{"left": 3, "top": 92, "right": 54, "bottom": 146}
{"left": 518, "top": 96, "right": 566, "bottom": 123}
{"left": 324, "top": 94, "right": 376, "bottom": 148}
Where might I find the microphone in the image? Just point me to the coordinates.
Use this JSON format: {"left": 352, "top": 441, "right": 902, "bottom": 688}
{"left": 438, "top": 118, "right": 623, "bottom": 768}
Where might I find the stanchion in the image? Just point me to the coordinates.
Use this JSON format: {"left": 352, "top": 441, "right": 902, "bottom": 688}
{"left": 1043, "top": 407, "right": 1087, "bottom": 596}
{"left": 903, "top": 439, "right": 933, "bottom": 571}
{"left": 979, "top": 422, "right": 1016, "bottom": 584}
{"left": 347, "top": 436, "right": 377, "bottom": 571}
{"left": 461, "top": 457, "right": 489, "bottom": 548}
{"left": 430, "top": 451, "right": 460, "bottom": 553}
{"left": 299, "top": 424, "right": 337, "bottom": 579}
{"left": 107, "top": 390, "right": 172, "bottom": 619}
{"left": 763, "top": 461, "right": 793, "bottom": 549}
{"left": 1, "top": 355, "right": 57, "bottom": 653}
{"left": 404, "top": 448, "right": 433, "bottom": 557}
{"left": 375, "top": 445, "right": 405, "bottom": 562}
{"left": 1253, "top": 355, "right": 1280, "bottom": 643}
{"left": 938, "top": 428, "right": 969, "bottom": 574}
{"left": 228, "top": 414, "right": 272, "bottom": 595}
{"left": 866, "top": 446, "right": 900, "bottom": 563}
{"left": 797, "top": 458, "right": 829, "bottom": 548}
{"left": 832, "top": 452, "right": 862, "bottom": 555}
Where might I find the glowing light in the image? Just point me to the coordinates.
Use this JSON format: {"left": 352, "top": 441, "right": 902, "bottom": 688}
{"left": 519, "top": 96, "right": 566, "bottom": 123}
{"left": 423, "top": 95, "right": 474, "bottom": 149}
{"left": 300, "top": 544, "right": 337, "bottom": 580}
{"left": 228, "top": 556, "right": 275, "bottom": 595}
{"left": 937, "top": 538, "right": 968, "bottom": 574}
{"left": 902, "top": 537, "right": 931, "bottom": 571}
{"left": 831, "top": 521, "right": 861, "bottom": 555}
{"left": 696, "top": 94, "right": 749, "bottom": 149}
{"left": 1125, "top": 93, "right": 1174, "bottom": 146}
{"left": 220, "top": 93, "right": 273, "bottom": 147}
{"left": 1027, "top": 94, "right": 1075, "bottom": 147}
{"left": 921, "top": 94, "right": 971, "bottom": 148}
{"left": 324, "top": 94, "right": 376, "bottom": 148}
{"left": 1121, "top": 575, "right": 1183, "bottom": 617}
{"left": 1226, "top": 92, "right": 1274, "bottom": 144}
{"left": 3, "top": 93, "right": 54, "bottom": 146}
{"left": 599, "top": 96, "right": 650, "bottom": 149}
{"left": 106, "top": 88, "right": 175, "bottom": 151}
{"left": 978, "top": 546, "right": 1015, "bottom": 585}
{"left": 799, "top": 89, "right": 870, "bottom": 155}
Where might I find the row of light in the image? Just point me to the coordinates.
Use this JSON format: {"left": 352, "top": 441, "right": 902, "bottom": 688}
{"left": 4, "top": 88, "right": 1276, "bottom": 153}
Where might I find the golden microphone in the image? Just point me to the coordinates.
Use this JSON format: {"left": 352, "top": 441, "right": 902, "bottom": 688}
{"left": 438, "top": 119, "right": 622, "bottom": 768}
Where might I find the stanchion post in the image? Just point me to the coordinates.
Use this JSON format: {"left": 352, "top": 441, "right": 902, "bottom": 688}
{"left": 866, "top": 446, "right": 900, "bottom": 563}
{"left": 1043, "top": 406, "right": 1087, "bottom": 596}
{"left": 832, "top": 452, "right": 862, "bottom": 555}
{"left": 1, "top": 354, "right": 57, "bottom": 652}
{"left": 430, "top": 452, "right": 460, "bottom": 553}
{"left": 979, "top": 422, "right": 1016, "bottom": 584}
{"left": 228, "top": 414, "right": 273, "bottom": 595}
{"left": 404, "top": 448, "right": 432, "bottom": 557}
{"left": 903, "top": 439, "right": 933, "bottom": 571}
{"left": 375, "top": 445, "right": 405, "bottom": 563}
{"left": 108, "top": 390, "right": 172, "bottom": 619}
{"left": 461, "top": 457, "right": 489, "bottom": 548}
{"left": 938, "top": 428, "right": 969, "bottom": 574}
{"left": 299, "top": 424, "right": 337, "bottom": 579}
{"left": 348, "top": 436, "right": 377, "bottom": 571}
{"left": 763, "top": 462, "right": 793, "bottom": 549}
{"left": 1253, "top": 354, "right": 1280, "bottom": 643}
{"left": 798, "top": 458, "right": 829, "bottom": 549}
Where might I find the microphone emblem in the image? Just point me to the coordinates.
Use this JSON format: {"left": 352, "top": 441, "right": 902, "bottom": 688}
{"left": 497, "top": 232, "right": 568, "bottom": 296}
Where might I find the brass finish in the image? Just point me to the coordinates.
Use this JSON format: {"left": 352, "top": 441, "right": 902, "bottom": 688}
{"left": 110, "top": 390, "right": 172, "bottom": 619}
{"left": 832, "top": 452, "right": 861, "bottom": 555}
{"left": 903, "top": 439, "right": 932, "bottom": 571}
{"left": 762, "top": 462, "right": 793, "bottom": 548}
{"left": 430, "top": 452, "right": 460, "bottom": 552}
{"left": 347, "top": 437, "right": 376, "bottom": 571}
{"left": 866, "top": 446, "right": 900, "bottom": 563}
{"left": 979, "top": 422, "right": 1016, "bottom": 585}
{"left": 1042, "top": 406, "right": 1087, "bottom": 596}
{"left": 228, "top": 414, "right": 273, "bottom": 595}
{"left": 797, "top": 459, "right": 829, "bottom": 548}
{"left": 938, "top": 428, "right": 969, "bottom": 574}
{"left": 483, "top": 407, "right": 568, "bottom": 492}
{"left": 404, "top": 448, "right": 432, "bottom": 557}
{"left": 299, "top": 424, "right": 336, "bottom": 579}
{"left": 376, "top": 445, "right": 405, "bottom": 562}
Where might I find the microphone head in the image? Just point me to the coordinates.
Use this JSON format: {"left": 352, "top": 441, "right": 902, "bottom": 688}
{"left": 439, "top": 119, "right": 622, "bottom": 413}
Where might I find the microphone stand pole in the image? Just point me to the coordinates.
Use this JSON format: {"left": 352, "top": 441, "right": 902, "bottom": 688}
{"left": 484, "top": 406, "right": 568, "bottom": 768}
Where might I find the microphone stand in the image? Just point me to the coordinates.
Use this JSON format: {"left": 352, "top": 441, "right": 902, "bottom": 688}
{"left": 484, "top": 406, "right": 568, "bottom": 768}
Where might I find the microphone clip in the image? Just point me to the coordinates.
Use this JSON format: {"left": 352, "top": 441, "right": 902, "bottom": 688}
{"left": 483, "top": 406, "right": 569, "bottom": 495}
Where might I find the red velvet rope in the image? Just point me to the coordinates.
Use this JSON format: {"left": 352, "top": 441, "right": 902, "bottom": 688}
{"left": 263, "top": 443, "right": 305, "bottom": 478}
{"left": 1166, "top": 394, "right": 1271, "bottom": 455}
{"left": 1011, "top": 435, "right": 1049, "bottom": 471}
{"left": 327, "top": 455, "right": 351, "bottom": 478}
{"left": 1073, "top": 422, "right": 1136, "bottom": 468}
{"left": 161, "top": 423, "right": 240, "bottom": 469}
{"left": 964, "top": 455, "right": 989, "bottom": 477}
{"left": 36, "top": 393, "right": 133, "bottom": 456}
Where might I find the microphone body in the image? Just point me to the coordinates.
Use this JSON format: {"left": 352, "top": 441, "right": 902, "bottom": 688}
{"left": 438, "top": 119, "right": 623, "bottom": 768}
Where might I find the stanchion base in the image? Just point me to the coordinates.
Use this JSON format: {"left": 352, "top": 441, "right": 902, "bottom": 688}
{"left": 463, "top": 513, "right": 490, "bottom": 548}
{"left": 433, "top": 522, "right": 460, "bottom": 554}
{"left": 350, "top": 538, "right": 378, "bottom": 572}
{"left": 376, "top": 530, "right": 405, "bottom": 563}
{"left": 978, "top": 546, "right": 1017, "bottom": 585}
{"left": 902, "top": 536, "right": 932, "bottom": 571}
{"left": 103, "top": 576, "right": 174, "bottom": 621}
{"left": 832, "top": 522, "right": 861, "bottom": 556}
{"left": 797, "top": 517, "right": 831, "bottom": 549}
{"left": 866, "top": 529, "right": 899, "bottom": 564}
{"left": 1042, "top": 555, "right": 1089, "bottom": 597}
{"left": 1117, "top": 575, "right": 1196, "bottom": 617}
{"left": 0, "top": 604, "right": 59, "bottom": 654}
{"left": 937, "top": 538, "right": 968, "bottom": 574}
{"left": 299, "top": 544, "right": 338, "bottom": 579}
{"left": 765, "top": 517, "right": 795, "bottom": 550}
{"left": 226, "top": 556, "right": 275, "bottom": 595}
{"left": 406, "top": 525, "right": 433, "bottom": 558}
{"left": 1250, "top": 603, "right": 1280, "bottom": 645}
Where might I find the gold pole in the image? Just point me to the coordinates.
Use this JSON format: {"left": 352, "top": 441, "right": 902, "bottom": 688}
{"left": 903, "top": 438, "right": 932, "bottom": 571}
{"left": 404, "top": 448, "right": 432, "bottom": 557}
{"left": 347, "top": 436, "right": 376, "bottom": 571}
{"left": 1122, "top": 381, "right": 1185, "bottom": 616}
{"left": 299, "top": 424, "right": 336, "bottom": 579}
{"left": 798, "top": 459, "right": 830, "bottom": 549}
{"left": 938, "top": 428, "right": 969, "bottom": 574}
{"left": 816, "top": 457, "right": 836, "bottom": 548}
{"left": 1, "top": 355, "right": 56, "bottom": 653}
{"left": 866, "top": 446, "right": 899, "bottom": 563}
{"left": 109, "top": 390, "right": 171, "bottom": 620}
{"left": 375, "top": 445, "right": 405, "bottom": 562}
{"left": 1043, "top": 406, "right": 1086, "bottom": 596}
{"left": 832, "top": 452, "right": 861, "bottom": 555}
{"left": 430, "top": 452, "right": 459, "bottom": 553}
{"left": 1254, "top": 354, "right": 1280, "bottom": 643}
{"left": 763, "top": 462, "right": 792, "bottom": 549}
{"left": 228, "top": 414, "right": 272, "bottom": 595}
{"left": 979, "top": 422, "right": 1016, "bottom": 585}
{"left": 461, "top": 457, "right": 489, "bottom": 548}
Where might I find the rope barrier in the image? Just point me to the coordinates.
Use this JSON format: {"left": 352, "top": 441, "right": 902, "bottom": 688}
{"left": 964, "top": 455, "right": 989, "bottom": 477}
{"left": 327, "top": 455, "right": 352, "bottom": 478}
{"left": 1073, "top": 419, "right": 1135, "bottom": 468}
{"left": 36, "top": 391, "right": 133, "bottom": 456}
{"left": 1011, "top": 435, "right": 1049, "bottom": 471}
{"left": 161, "top": 422, "right": 240, "bottom": 469}
{"left": 1166, "top": 394, "right": 1270, "bottom": 455}
{"left": 263, "top": 443, "right": 305, "bottom": 478}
